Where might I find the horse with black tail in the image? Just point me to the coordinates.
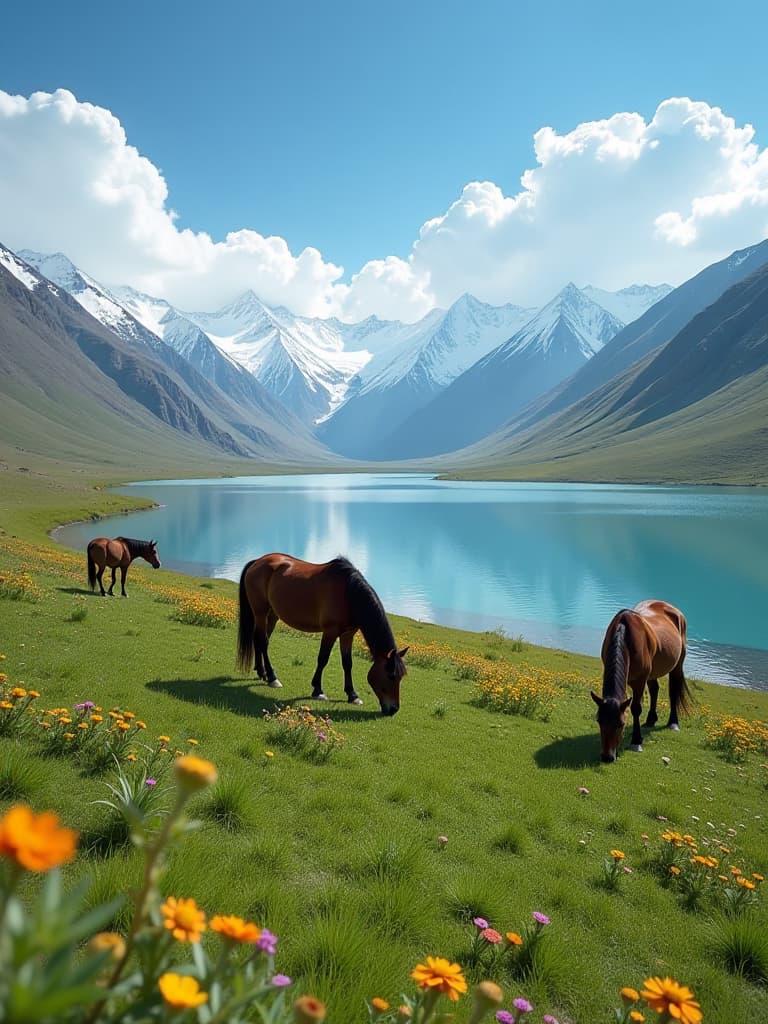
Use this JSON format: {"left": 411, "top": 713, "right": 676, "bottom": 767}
{"left": 237, "top": 553, "right": 408, "bottom": 715}
{"left": 87, "top": 536, "right": 161, "bottom": 597}
{"left": 591, "top": 600, "right": 692, "bottom": 763}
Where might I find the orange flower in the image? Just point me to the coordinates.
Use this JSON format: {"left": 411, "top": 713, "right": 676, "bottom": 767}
{"left": 158, "top": 973, "right": 208, "bottom": 1008}
{"left": 630, "top": 1013, "right": 645, "bottom": 1022}
{"left": 0, "top": 804, "right": 77, "bottom": 872}
{"left": 620, "top": 987, "right": 640, "bottom": 1004}
{"left": 87, "top": 931, "right": 126, "bottom": 961}
{"left": 411, "top": 957, "right": 467, "bottom": 1002}
{"left": 293, "top": 995, "right": 327, "bottom": 1023}
{"left": 174, "top": 755, "right": 218, "bottom": 792}
{"left": 210, "top": 914, "right": 261, "bottom": 943}
{"left": 640, "top": 977, "right": 702, "bottom": 1024}
{"left": 161, "top": 897, "right": 207, "bottom": 942}
{"left": 371, "top": 997, "right": 390, "bottom": 1013}
{"left": 506, "top": 931, "right": 523, "bottom": 946}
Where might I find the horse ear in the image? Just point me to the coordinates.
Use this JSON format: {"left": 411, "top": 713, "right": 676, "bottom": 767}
{"left": 590, "top": 690, "right": 602, "bottom": 706}
{"left": 620, "top": 698, "right": 632, "bottom": 712}
{"left": 398, "top": 646, "right": 409, "bottom": 659}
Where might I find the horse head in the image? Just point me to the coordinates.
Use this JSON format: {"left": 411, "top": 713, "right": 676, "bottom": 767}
{"left": 591, "top": 691, "right": 631, "bottom": 763}
{"left": 368, "top": 647, "right": 408, "bottom": 716}
{"left": 146, "top": 540, "right": 161, "bottom": 569}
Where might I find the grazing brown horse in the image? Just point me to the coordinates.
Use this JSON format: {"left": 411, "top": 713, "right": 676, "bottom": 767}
{"left": 591, "top": 600, "right": 692, "bottom": 763}
{"left": 87, "top": 537, "right": 161, "bottom": 597}
{"left": 237, "top": 554, "right": 408, "bottom": 715}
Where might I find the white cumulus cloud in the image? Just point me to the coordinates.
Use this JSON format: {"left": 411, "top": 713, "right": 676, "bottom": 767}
{"left": 0, "top": 89, "right": 767, "bottom": 322}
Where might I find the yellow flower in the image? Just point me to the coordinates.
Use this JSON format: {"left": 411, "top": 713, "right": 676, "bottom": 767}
{"left": 293, "top": 995, "right": 327, "bottom": 1023}
{"left": 28, "top": 690, "right": 40, "bottom": 698}
{"left": 610, "top": 850, "right": 625, "bottom": 860}
{"left": 630, "top": 1013, "right": 645, "bottom": 1022}
{"left": 472, "top": 981, "right": 503, "bottom": 1015}
{"left": 126, "top": 753, "right": 137, "bottom": 762}
{"left": 371, "top": 997, "right": 390, "bottom": 1014}
{"left": 210, "top": 914, "right": 261, "bottom": 943}
{"left": 135, "top": 720, "right": 147, "bottom": 729}
{"left": 0, "top": 804, "right": 78, "bottom": 872}
{"left": 158, "top": 973, "right": 208, "bottom": 1009}
{"left": 122, "top": 712, "right": 135, "bottom": 720}
{"left": 0, "top": 701, "right": 13, "bottom": 710}
{"left": 10, "top": 687, "right": 27, "bottom": 698}
{"left": 640, "top": 977, "right": 702, "bottom": 1024}
{"left": 159, "top": 735, "right": 171, "bottom": 743}
{"left": 752, "top": 873, "right": 764, "bottom": 882}
{"left": 620, "top": 987, "right": 640, "bottom": 1004}
{"left": 187, "top": 738, "right": 199, "bottom": 745}
{"left": 174, "top": 755, "right": 218, "bottom": 792}
{"left": 90, "top": 714, "right": 103, "bottom": 723}
{"left": 87, "top": 931, "right": 126, "bottom": 962}
{"left": 669, "top": 866, "right": 681, "bottom": 876}
{"left": 117, "top": 722, "right": 130, "bottom": 732}
{"left": 265, "top": 750, "right": 275, "bottom": 758}
{"left": 506, "top": 931, "right": 523, "bottom": 946}
{"left": 77, "top": 722, "right": 89, "bottom": 730}
{"left": 64, "top": 733, "right": 75, "bottom": 740}
{"left": 411, "top": 957, "right": 467, "bottom": 1002}
{"left": 160, "top": 897, "right": 207, "bottom": 942}
{"left": 737, "top": 877, "right": 756, "bottom": 890}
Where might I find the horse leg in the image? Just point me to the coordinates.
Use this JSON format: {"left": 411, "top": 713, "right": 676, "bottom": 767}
{"left": 629, "top": 687, "right": 645, "bottom": 752}
{"left": 96, "top": 565, "right": 106, "bottom": 597}
{"left": 340, "top": 630, "right": 362, "bottom": 705}
{"left": 120, "top": 566, "right": 128, "bottom": 597}
{"left": 260, "top": 614, "right": 282, "bottom": 689}
{"left": 310, "top": 631, "right": 336, "bottom": 701}
{"left": 107, "top": 567, "right": 117, "bottom": 596}
{"left": 644, "top": 679, "right": 659, "bottom": 727}
{"left": 667, "top": 667, "right": 684, "bottom": 731}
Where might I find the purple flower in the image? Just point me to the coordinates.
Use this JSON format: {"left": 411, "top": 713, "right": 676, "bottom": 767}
{"left": 495, "top": 1013, "right": 514, "bottom": 1024}
{"left": 145, "top": 778, "right": 157, "bottom": 787}
{"left": 317, "top": 731, "right": 327, "bottom": 742}
{"left": 74, "top": 701, "right": 95, "bottom": 711}
{"left": 256, "top": 928, "right": 278, "bottom": 955}
{"left": 272, "top": 974, "right": 292, "bottom": 987}
{"left": 513, "top": 998, "right": 533, "bottom": 1014}
{"left": 543, "top": 1017, "right": 560, "bottom": 1024}
{"left": 532, "top": 911, "right": 550, "bottom": 926}
{"left": 473, "top": 916, "right": 489, "bottom": 929}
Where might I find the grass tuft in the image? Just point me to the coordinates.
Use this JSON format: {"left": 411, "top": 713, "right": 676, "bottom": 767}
{"left": 709, "top": 914, "right": 768, "bottom": 983}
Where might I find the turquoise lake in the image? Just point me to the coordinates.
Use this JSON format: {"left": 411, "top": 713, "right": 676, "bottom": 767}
{"left": 54, "top": 474, "right": 768, "bottom": 689}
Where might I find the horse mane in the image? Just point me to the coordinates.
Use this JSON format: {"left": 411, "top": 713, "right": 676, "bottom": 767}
{"left": 327, "top": 557, "right": 396, "bottom": 658}
{"left": 602, "top": 614, "right": 631, "bottom": 700}
{"left": 117, "top": 537, "right": 154, "bottom": 558}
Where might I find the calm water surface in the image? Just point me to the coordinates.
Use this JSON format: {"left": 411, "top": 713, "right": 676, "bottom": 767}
{"left": 54, "top": 474, "right": 768, "bottom": 689}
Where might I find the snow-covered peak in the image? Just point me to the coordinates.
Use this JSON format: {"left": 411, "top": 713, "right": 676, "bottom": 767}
{"left": 17, "top": 250, "right": 90, "bottom": 294}
{"left": 582, "top": 282, "right": 673, "bottom": 323}
{"left": 504, "top": 284, "right": 624, "bottom": 360}
{"left": 0, "top": 245, "right": 41, "bottom": 291}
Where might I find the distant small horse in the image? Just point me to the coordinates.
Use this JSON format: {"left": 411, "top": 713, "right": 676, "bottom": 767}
{"left": 237, "top": 554, "right": 408, "bottom": 716}
{"left": 87, "top": 536, "right": 161, "bottom": 597}
{"left": 591, "top": 599, "right": 692, "bottom": 763}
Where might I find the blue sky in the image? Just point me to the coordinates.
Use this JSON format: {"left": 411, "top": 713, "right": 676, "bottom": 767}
{"left": 1, "top": 0, "right": 767, "bottom": 318}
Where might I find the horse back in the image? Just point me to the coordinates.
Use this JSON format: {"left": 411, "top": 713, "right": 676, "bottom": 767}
{"left": 243, "top": 553, "right": 349, "bottom": 633}
{"left": 633, "top": 600, "right": 686, "bottom": 676}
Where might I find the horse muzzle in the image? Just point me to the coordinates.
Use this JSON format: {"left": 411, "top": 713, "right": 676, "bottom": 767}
{"left": 381, "top": 704, "right": 399, "bottom": 717}
{"left": 601, "top": 752, "right": 616, "bottom": 764}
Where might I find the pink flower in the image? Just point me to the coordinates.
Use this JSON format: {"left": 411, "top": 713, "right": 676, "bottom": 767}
{"left": 543, "top": 1017, "right": 560, "bottom": 1024}
{"left": 473, "top": 917, "right": 489, "bottom": 929}
{"left": 145, "top": 778, "right": 157, "bottom": 787}
{"left": 256, "top": 928, "right": 278, "bottom": 955}
{"left": 513, "top": 997, "right": 533, "bottom": 1014}
{"left": 317, "top": 731, "right": 327, "bottom": 742}
{"left": 481, "top": 927, "right": 503, "bottom": 944}
{"left": 532, "top": 911, "right": 550, "bottom": 926}
{"left": 496, "top": 1013, "right": 514, "bottom": 1024}
{"left": 272, "top": 974, "right": 292, "bottom": 987}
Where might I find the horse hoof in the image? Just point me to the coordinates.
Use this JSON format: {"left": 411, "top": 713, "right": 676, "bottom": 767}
{"left": 314, "top": 693, "right": 328, "bottom": 701}
{"left": 268, "top": 679, "right": 283, "bottom": 689}
{"left": 667, "top": 723, "right": 680, "bottom": 731}
{"left": 630, "top": 744, "right": 643, "bottom": 753}
{"left": 350, "top": 697, "right": 363, "bottom": 706}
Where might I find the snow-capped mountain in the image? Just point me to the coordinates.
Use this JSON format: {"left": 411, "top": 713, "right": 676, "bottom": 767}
{"left": 372, "top": 284, "right": 625, "bottom": 459}
{"left": 317, "top": 295, "right": 535, "bottom": 457}
{"left": 582, "top": 283, "right": 673, "bottom": 324}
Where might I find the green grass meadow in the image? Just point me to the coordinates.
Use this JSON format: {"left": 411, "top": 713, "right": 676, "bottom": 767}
{"left": 1, "top": 467, "right": 768, "bottom": 1023}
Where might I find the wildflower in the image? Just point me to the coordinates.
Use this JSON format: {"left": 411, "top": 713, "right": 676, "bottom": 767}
{"left": 257, "top": 928, "right": 278, "bottom": 954}
{"left": 317, "top": 731, "right": 327, "bottom": 742}
{"left": 0, "top": 701, "right": 13, "bottom": 710}
{"left": 87, "top": 932, "right": 126, "bottom": 961}
{"left": 174, "top": 755, "right": 218, "bottom": 792}
{"left": 273, "top": 974, "right": 293, "bottom": 987}
{"left": 126, "top": 753, "right": 137, "bottom": 762}
{"left": 411, "top": 957, "right": 468, "bottom": 1001}
{"left": 473, "top": 917, "right": 489, "bottom": 929}
{"left": 621, "top": 988, "right": 640, "bottom": 1004}
{"left": 496, "top": 1012, "right": 514, "bottom": 1024}
{"left": 77, "top": 722, "right": 89, "bottom": 730}
{"left": 0, "top": 804, "right": 77, "bottom": 872}
{"left": 135, "top": 720, "right": 147, "bottom": 729}
{"left": 293, "top": 995, "right": 327, "bottom": 1023}
{"left": 578, "top": 786, "right": 590, "bottom": 795}
{"left": 669, "top": 866, "right": 681, "bottom": 876}
{"left": 543, "top": 1017, "right": 560, "bottom": 1024}
{"left": 210, "top": 914, "right": 261, "bottom": 943}
{"left": 187, "top": 738, "right": 199, "bottom": 745}
{"left": 10, "top": 687, "right": 27, "bottom": 698}
{"left": 74, "top": 701, "right": 95, "bottom": 711}
{"left": 661, "top": 756, "right": 671, "bottom": 765}
{"left": 752, "top": 873, "right": 765, "bottom": 882}
{"left": 397, "top": 1006, "right": 412, "bottom": 1022}
{"left": 145, "top": 778, "right": 157, "bottom": 787}
{"left": 371, "top": 997, "right": 390, "bottom": 1013}
{"left": 630, "top": 1013, "right": 645, "bottom": 1022}
{"left": 63, "top": 732, "right": 75, "bottom": 740}
{"left": 90, "top": 714, "right": 103, "bottom": 723}
{"left": 160, "top": 896, "right": 207, "bottom": 942}
{"left": 472, "top": 982, "right": 503, "bottom": 1016}
{"left": 158, "top": 973, "right": 208, "bottom": 1009}
{"left": 640, "top": 977, "right": 702, "bottom": 1024}
{"left": 481, "top": 928, "right": 503, "bottom": 944}
{"left": 265, "top": 751, "right": 275, "bottom": 758}
{"left": 438, "top": 835, "right": 449, "bottom": 847}
{"left": 159, "top": 735, "right": 171, "bottom": 743}
{"left": 532, "top": 911, "right": 550, "bottom": 926}
{"left": 513, "top": 998, "right": 533, "bottom": 1014}
{"left": 737, "top": 877, "right": 756, "bottom": 890}
{"left": 506, "top": 932, "right": 523, "bottom": 946}
{"left": 117, "top": 722, "right": 130, "bottom": 732}
{"left": 610, "top": 849, "right": 625, "bottom": 861}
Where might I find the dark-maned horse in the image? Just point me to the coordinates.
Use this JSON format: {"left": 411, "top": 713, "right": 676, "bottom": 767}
{"left": 236, "top": 553, "right": 408, "bottom": 716}
{"left": 87, "top": 537, "right": 161, "bottom": 597}
{"left": 591, "top": 599, "right": 692, "bottom": 763}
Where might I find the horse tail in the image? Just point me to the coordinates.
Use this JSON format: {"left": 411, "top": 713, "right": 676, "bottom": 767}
{"left": 603, "top": 615, "right": 630, "bottom": 695}
{"left": 87, "top": 545, "right": 97, "bottom": 591}
{"left": 670, "top": 610, "right": 693, "bottom": 716}
{"left": 236, "top": 560, "right": 257, "bottom": 673}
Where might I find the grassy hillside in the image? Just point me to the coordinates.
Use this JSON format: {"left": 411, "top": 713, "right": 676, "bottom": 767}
{"left": 1, "top": 473, "right": 767, "bottom": 1023}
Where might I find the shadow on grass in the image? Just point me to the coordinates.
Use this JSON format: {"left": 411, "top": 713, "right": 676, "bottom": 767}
{"left": 146, "top": 676, "right": 381, "bottom": 720}
{"left": 534, "top": 732, "right": 597, "bottom": 769}
{"left": 58, "top": 586, "right": 100, "bottom": 597}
